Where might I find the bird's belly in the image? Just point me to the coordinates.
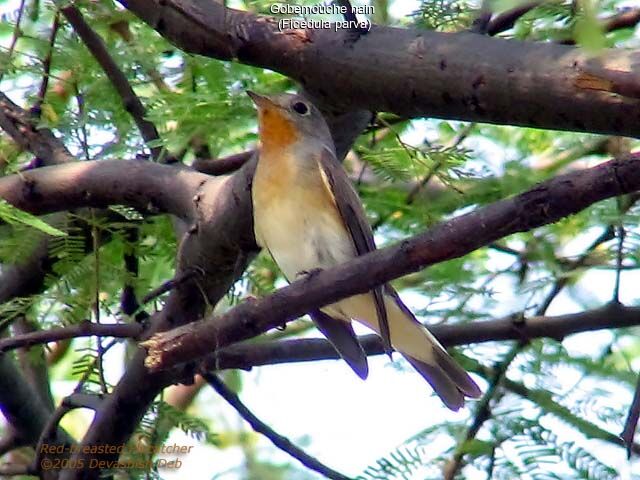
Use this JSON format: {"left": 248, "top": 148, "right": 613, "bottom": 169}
{"left": 254, "top": 195, "right": 355, "bottom": 282}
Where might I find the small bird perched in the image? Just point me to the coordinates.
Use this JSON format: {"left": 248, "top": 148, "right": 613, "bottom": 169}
{"left": 248, "top": 91, "right": 481, "bottom": 410}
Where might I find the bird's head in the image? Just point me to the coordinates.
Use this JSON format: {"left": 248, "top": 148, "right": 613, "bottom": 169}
{"left": 247, "top": 91, "right": 333, "bottom": 154}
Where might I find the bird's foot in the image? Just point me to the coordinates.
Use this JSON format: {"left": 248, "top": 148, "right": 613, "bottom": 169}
{"left": 295, "top": 268, "right": 323, "bottom": 281}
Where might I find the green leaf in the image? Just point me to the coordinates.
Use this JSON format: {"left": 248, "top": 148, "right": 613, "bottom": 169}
{"left": 460, "top": 438, "right": 495, "bottom": 457}
{"left": 574, "top": 0, "right": 606, "bottom": 52}
{"left": 0, "top": 200, "right": 67, "bottom": 237}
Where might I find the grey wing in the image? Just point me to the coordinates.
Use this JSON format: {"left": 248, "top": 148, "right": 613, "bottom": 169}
{"left": 317, "top": 147, "right": 392, "bottom": 355}
{"left": 310, "top": 309, "right": 368, "bottom": 379}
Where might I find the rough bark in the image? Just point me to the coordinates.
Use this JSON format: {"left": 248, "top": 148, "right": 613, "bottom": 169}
{"left": 120, "top": 0, "right": 640, "bottom": 138}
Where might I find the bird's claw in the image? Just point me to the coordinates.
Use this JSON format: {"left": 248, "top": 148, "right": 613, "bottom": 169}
{"left": 295, "top": 268, "right": 323, "bottom": 280}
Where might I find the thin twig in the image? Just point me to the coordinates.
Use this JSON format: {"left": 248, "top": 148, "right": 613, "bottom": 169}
{"left": 0, "top": 321, "right": 143, "bottom": 353}
{"left": 444, "top": 344, "right": 521, "bottom": 480}
{"left": 536, "top": 224, "right": 616, "bottom": 315}
{"left": 373, "top": 123, "right": 474, "bottom": 230}
{"left": 61, "top": 5, "right": 163, "bottom": 160}
{"left": 561, "top": 7, "right": 640, "bottom": 45}
{"left": 603, "top": 8, "right": 640, "bottom": 33}
{"left": 120, "top": 226, "right": 148, "bottom": 321}
{"left": 203, "top": 373, "right": 352, "bottom": 480}
{"left": 91, "top": 210, "right": 109, "bottom": 394}
{"left": 614, "top": 224, "right": 625, "bottom": 303}
{"left": 486, "top": 1, "right": 542, "bottom": 36}
{"left": 441, "top": 215, "right": 616, "bottom": 479}
{"left": 74, "top": 84, "right": 91, "bottom": 161}
{"left": 31, "top": 393, "right": 103, "bottom": 475}
{"left": 405, "top": 123, "right": 475, "bottom": 205}
{"left": 141, "top": 270, "right": 198, "bottom": 305}
{"left": 613, "top": 196, "right": 626, "bottom": 303}
{"left": 622, "top": 375, "right": 640, "bottom": 457}
{"left": 0, "top": 0, "right": 27, "bottom": 84}
{"left": 33, "top": 12, "right": 60, "bottom": 116}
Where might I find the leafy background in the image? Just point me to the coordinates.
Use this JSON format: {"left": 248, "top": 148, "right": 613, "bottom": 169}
{"left": 1, "top": 0, "right": 640, "bottom": 478}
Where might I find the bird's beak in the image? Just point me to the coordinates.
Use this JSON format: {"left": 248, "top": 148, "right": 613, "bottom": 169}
{"left": 247, "top": 90, "right": 275, "bottom": 109}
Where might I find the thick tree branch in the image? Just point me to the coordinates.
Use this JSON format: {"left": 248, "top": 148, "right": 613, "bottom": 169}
{"left": 142, "top": 154, "right": 640, "bottom": 371}
{"left": 12, "top": 318, "right": 55, "bottom": 411}
{"left": 120, "top": 0, "right": 640, "bottom": 138}
{"left": 0, "top": 160, "right": 206, "bottom": 220}
{"left": 0, "top": 355, "right": 74, "bottom": 449}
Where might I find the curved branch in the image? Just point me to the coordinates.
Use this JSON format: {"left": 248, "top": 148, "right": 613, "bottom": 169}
{"left": 120, "top": 0, "right": 640, "bottom": 138}
{"left": 204, "top": 373, "right": 351, "bottom": 480}
{"left": 486, "top": 1, "right": 541, "bottom": 35}
{"left": 0, "top": 160, "right": 208, "bottom": 220}
{"left": 142, "top": 154, "right": 640, "bottom": 370}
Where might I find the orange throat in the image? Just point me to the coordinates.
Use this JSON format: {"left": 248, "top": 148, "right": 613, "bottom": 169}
{"left": 258, "top": 107, "right": 299, "bottom": 156}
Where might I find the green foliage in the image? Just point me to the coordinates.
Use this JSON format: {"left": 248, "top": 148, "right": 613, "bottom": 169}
{"left": 411, "top": 0, "right": 474, "bottom": 30}
{"left": 1, "top": 0, "right": 640, "bottom": 479}
{"left": 573, "top": 0, "right": 606, "bottom": 51}
{"left": 151, "top": 400, "right": 218, "bottom": 445}
{"left": 0, "top": 199, "right": 67, "bottom": 236}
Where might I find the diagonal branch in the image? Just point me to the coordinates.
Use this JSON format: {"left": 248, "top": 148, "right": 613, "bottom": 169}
{"left": 603, "top": 8, "right": 640, "bottom": 33}
{"left": 142, "top": 154, "right": 640, "bottom": 371}
{"left": 61, "top": 5, "right": 163, "bottom": 160}
{"left": 485, "top": 1, "right": 541, "bottom": 35}
{"left": 0, "top": 91, "right": 75, "bottom": 165}
{"left": 204, "top": 373, "right": 351, "bottom": 480}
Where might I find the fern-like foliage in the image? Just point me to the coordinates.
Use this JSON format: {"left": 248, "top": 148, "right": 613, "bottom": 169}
{"left": 410, "top": 0, "right": 473, "bottom": 30}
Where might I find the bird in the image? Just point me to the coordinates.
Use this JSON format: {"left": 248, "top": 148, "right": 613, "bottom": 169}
{"left": 248, "top": 91, "right": 481, "bottom": 410}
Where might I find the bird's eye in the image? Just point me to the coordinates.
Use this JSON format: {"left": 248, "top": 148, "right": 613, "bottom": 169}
{"left": 292, "top": 101, "right": 309, "bottom": 115}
